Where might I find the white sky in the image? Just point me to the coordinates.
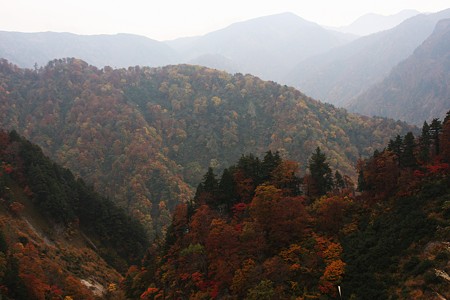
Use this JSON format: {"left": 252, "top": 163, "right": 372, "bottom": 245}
{"left": 1, "top": 0, "right": 449, "bottom": 41}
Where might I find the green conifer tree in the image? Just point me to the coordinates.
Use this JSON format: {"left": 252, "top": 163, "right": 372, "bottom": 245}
{"left": 308, "top": 147, "right": 333, "bottom": 197}
{"left": 418, "top": 121, "right": 431, "bottom": 163}
{"left": 400, "top": 132, "right": 417, "bottom": 168}
{"left": 218, "top": 167, "right": 238, "bottom": 209}
{"left": 334, "top": 170, "right": 346, "bottom": 190}
{"left": 430, "top": 118, "right": 442, "bottom": 156}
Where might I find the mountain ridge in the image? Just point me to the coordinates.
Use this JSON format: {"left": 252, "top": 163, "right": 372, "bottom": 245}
{"left": 285, "top": 8, "right": 450, "bottom": 107}
{"left": 167, "top": 12, "right": 355, "bottom": 81}
{"left": 334, "top": 9, "right": 420, "bottom": 36}
{"left": 347, "top": 18, "right": 450, "bottom": 125}
{"left": 0, "top": 58, "right": 415, "bottom": 237}
{"left": 0, "top": 30, "right": 179, "bottom": 69}
{"left": 0, "top": 12, "right": 356, "bottom": 84}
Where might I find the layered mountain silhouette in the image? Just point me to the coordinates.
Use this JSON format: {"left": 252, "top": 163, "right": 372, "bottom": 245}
{"left": 1, "top": 9, "right": 449, "bottom": 126}
{"left": 285, "top": 9, "right": 450, "bottom": 107}
{"left": 334, "top": 9, "right": 420, "bottom": 36}
{"left": 0, "top": 13, "right": 354, "bottom": 84}
{"left": 0, "top": 31, "right": 179, "bottom": 68}
{"left": 348, "top": 18, "right": 450, "bottom": 125}
{"left": 166, "top": 12, "right": 355, "bottom": 82}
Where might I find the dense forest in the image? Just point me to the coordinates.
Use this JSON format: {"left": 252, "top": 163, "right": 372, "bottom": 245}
{"left": 0, "top": 6, "right": 449, "bottom": 299}
{"left": 0, "top": 130, "right": 148, "bottom": 299}
{"left": 0, "top": 57, "right": 448, "bottom": 298}
{"left": 0, "top": 58, "right": 415, "bottom": 237}
{"left": 123, "top": 112, "right": 450, "bottom": 299}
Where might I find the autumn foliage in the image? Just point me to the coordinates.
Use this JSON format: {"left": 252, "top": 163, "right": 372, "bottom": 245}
{"left": 126, "top": 112, "right": 450, "bottom": 299}
{"left": 0, "top": 58, "right": 415, "bottom": 238}
{"left": 0, "top": 130, "right": 141, "bottom": 299}
{"left": 0, "top": 57, "right": 449, "bottom": 299}
{"left": 126, "top": 152, "right": 349, "bottom": 299}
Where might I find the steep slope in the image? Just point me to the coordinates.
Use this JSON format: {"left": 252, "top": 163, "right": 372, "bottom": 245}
{"left": 348, "top": 19, "right": 450, "bottom": 125}
{"left": 0, "top": 59, "right": 414, "bottom": 237}
{"left": 124, "top": 116, "right": 450, "bottom": 299}
{"left": 0, "top": 31, "right": 179, "bottom": 69}
{"left": 0, "top": 130, "right": 148, "bottom": 299}
{"left": 341, "top": 117, "right": 450, "bottom": 299}
{"left": 335, "top": 9, "right": 420, "bottom": 36}
{"left": 166, "top": 12, "right": 355, "bottom": 82}
{"left": 285, "top": 8, "right": 450, "bottom": 107}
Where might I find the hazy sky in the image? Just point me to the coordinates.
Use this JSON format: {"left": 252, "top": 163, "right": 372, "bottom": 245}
{"left": 1, "top": 0, "right": 449, "bottom": 40}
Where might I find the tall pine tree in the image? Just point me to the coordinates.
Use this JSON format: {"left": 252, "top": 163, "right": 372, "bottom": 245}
{"left": 418, "top": 121, "right": 431, "bottom": 163}
{"left": 400, "top": 132, "right": 417, "bottom": 168}
{"left": 430, "top": 118, "right": 442, "bottom": 156}
{"left": 308, "top": 147, "right": 333, "bottom": 197}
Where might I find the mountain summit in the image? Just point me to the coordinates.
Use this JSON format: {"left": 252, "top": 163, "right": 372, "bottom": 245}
{"left": 0, "top": 12, "right": 355, "bottom": 84}
{"left": 348, "top": 18, "right": 450, "bottom": 125}
{"left": 167, "top": 12, "right": 354, "bottom": 82}
{"left": 336, "top": 9, "right": 420, "bottom": 36}
{"left": 285, "top": 8, "right": 450, "bottom": 107}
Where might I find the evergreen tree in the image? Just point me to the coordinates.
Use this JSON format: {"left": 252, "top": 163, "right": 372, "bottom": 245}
{"left": 430, "top": 118, "right": 442, "bottom": 156}
{"left": 400, "top": 132, "right": 417, "bottom": 168}
{"left": 261, "top": 150, "right": 281, "bottom": 181}
{"left": 357, "top": 168, "right": 366, "bottom": 192}
{"left": 418, "top": 121, "right": 431, "bottom": 163}
{"left": 238, "top": 154, "right": 262, "bottom": 183}
{"left": 308, "top": 147, "right": 333, "bottom": 197}
{"left": 440, "top": 112, "right": 450, "bottom": 162}
{"left": 203, "top": 167, "right": 218, "bottom": 193}
{"left": 387, "top": 135, "right": 402, "bottom": 157}
{"left": 194, "top": 167, "right": 219, "bottom": 206}
{"left": 218, "top": 167, "right": 238, "bottom": 209}
{"left": 334, "top": 170, "right": 346, "bottom": 190}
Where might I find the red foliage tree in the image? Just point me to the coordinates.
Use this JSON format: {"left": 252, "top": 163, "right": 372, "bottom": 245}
{"left": 206, "top": 219, "right": 241, "bottom": 287}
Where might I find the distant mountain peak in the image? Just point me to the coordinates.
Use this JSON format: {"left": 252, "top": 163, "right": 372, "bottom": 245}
{"left": 347, "top": 17, "right": 450, "bottom": 125}
{"left": 285, "top": 8, "right": 450, "bottom": 109}
{"left": 218, "top": 11, "right": 320, "bottom": 31}
{"left": 336, "top": 9, "right": 421, "bottom": 36}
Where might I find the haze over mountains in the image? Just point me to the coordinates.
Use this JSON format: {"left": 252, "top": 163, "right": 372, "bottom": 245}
{"left": 348, "top": 18, "right": 450, "bottom": 125}
{"left": 286, "top": 8, "right": 450, "bottom": 109}
{"left": 0, "top": 31, "right": 178, "bottom": 69}
{"left": 333, "top": 9, "right": 420, "bottom": 36}
{"left": 0, "top": 12, "right": 355, "bottom": 83}
{"left": 166, "top": 12, "right": 355, "bottom": 82}
{"left": 1, "top": 8, "right": 449, "bottom": 125}
{"left": 1, "top": 6, "right": 450, "bottom": 298}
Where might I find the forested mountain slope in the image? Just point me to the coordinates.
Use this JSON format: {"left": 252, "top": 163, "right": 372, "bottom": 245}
{"left": 0, "top": 59, "right": 414, "bottom": 236}
{"left": 348, "top": 18, "right": 450, "bottom": 125}
{"left": 286, "top": 8, "right": 450, "bottom": 107}
{"left": 125, "top": 113, "right": 450, "bottom": 299}
{"left": 0, "top": 130, "right": 148, "bottom": 299}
